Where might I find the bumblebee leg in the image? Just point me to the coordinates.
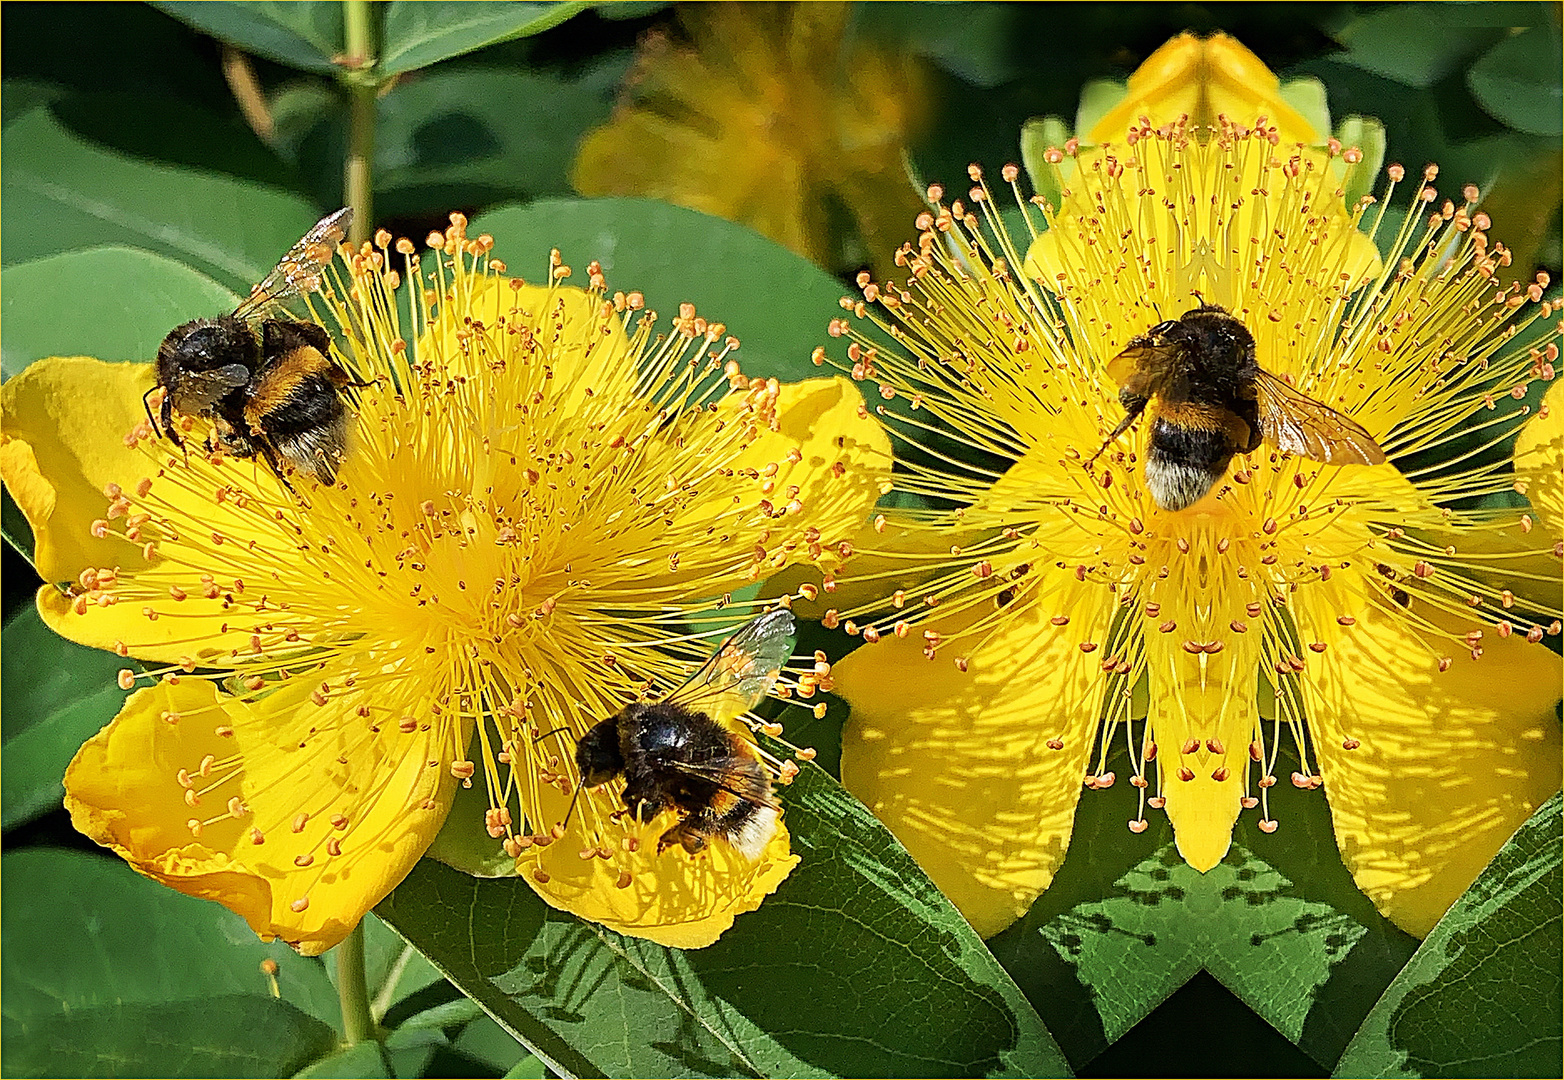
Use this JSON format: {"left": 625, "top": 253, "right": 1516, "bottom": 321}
{"left": 658, "top": 808, "right": 718, "bottom": 855}
{"left": 1087, "top": 391, "right": 1147, "bottom": 468}
{"left": 158, "top": 389, "right": 184, "bottom": 450}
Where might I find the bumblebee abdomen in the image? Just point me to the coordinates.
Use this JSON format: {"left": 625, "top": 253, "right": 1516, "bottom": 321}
{"left": 1145, "top": 412, "right": 1238, "bottom": 512}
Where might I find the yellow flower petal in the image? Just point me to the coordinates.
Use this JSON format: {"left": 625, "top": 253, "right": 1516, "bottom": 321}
{"left": 524, "top": 781, "right": 798, "bottom": 949}
{"left": 1085, "top": 32, "right": 1323, "bottom": 147}
{"left": 649, "top": 376, "right": 889, "bottom": 590}
{"left": 64, "top": 678, "right": 461, "bottom": 956}
{"left": 1514, "top": 376, "right": 1564, "bottom": 534}
{"left": 5, "top": 357, "right": 298, "bottom": 664}
{"left": 1293, "top": 589, "right": 1562, "bottom": 938}
{"left": 1142, "top": 504, "right": 1265, "bottom": 871}
{"left": 838, "top": 586, "right": 1118, "bottom": 937}
{"left": 1, "top": 358, "right": 155, "bottom": 583}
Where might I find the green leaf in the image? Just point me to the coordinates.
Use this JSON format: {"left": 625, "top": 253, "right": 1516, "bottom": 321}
{"left": 272, "top": 59, "right": 627, "bottom": 218}
{"left": 1333, "top": 792, "right": 1562, "bottom": 1078}
{"left": 475, "top": 199, "right": 852, "bottom": 387}
{"left": 380, "top": 768, "right": 1067, "bottom": 1078}
{"left": 1468, "top": 27, "right": 1564, "bottom": 137}
{"left": 5, "top": 995, "right": 339, "bottom": 1079}
{"left": 1328, "top": 3, "right": 1522, "bottom": 89}
{"left": 988, "top": 743, "right": 1419, "bottom": 1072}
{"left": 2, "top": 248, "right": 238, "bottom": 379}
{"left": 454, "top": 1014, "right": 539, "bottom": 1075}
{"left": 1, "top": 606, "right": 130, "bottom": 828}
{"left": 294, "top": 1041, "right": 393, "bottom": 1078}
{"left": 151, "top": 1, "right": 345, "bottom": 74}
{"left": 379, "top": 2, "right": 590, "bottom": 76}
{"left": 2, "top": 849, "right": 343, "bottom": 1071}
{"left": 1, "top": 105, "right": 324, "bottom": 296}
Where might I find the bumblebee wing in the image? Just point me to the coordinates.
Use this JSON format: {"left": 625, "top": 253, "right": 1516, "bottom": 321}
{"left": 233, "top": 208, "right": 352, "bottom": 320}
{"left": 660, "top": 610, "right": 797, "bottom": 722}
{"left": 1254, "top": 370, "right": 1386, "bottom": 465}
{"left": 1106, "top": 340, "right": 1180, "bottom": 400}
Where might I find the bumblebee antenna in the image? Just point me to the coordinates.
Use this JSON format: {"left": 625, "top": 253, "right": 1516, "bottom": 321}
{"left": 142, "top": 387, "right": 163, "bottom": 439}
{"left": 532, "top": 726, "right": 574, "bottom": 745}
{"left": 556, "top": 782, "right": 586, "bottom": 836}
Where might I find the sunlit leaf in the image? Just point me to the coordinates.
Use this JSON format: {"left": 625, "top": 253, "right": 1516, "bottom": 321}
{"left": 381, "top": 768, "right": 1067, "bottom": 1078}
{"left": 1, "top": 105, "right": 322, "bottom": 296}
{"left": 1333, "top": 792, "right": 1562, "bottom": 1078}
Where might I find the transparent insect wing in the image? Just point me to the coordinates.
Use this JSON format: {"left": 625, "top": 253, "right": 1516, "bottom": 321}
{"left": 233, "top": 208, "right": 353, "bottom": 320}
{"left": 663, "top": 610, "right": 797, "bottom": 721}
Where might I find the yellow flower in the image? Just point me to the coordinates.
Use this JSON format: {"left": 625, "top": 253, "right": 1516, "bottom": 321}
{"left": 572, "top": 1, "right": 929, "bottom": 278}
{"left": 1, "top": 215, "right": 887, "bottom": 953}
{"left": 821, "top": 35, "right": 1562, "bottom": 938}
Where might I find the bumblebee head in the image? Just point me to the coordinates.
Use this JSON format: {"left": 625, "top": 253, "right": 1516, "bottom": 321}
{"left": 158, "top": 317, "right": 261, "bottom": 373}
{"left": 574, "top": 717, "right": 625, "bottom": 788}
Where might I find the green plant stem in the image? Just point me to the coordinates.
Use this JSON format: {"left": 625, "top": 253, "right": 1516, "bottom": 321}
{"left": 343, "top": 0, "right": 375, "bottom": 243}
{"left": 336, "top": 920, "right": 377, "bottom": 1045}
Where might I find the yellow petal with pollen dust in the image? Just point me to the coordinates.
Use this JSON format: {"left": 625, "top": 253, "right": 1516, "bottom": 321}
{"left": 838, "top": 584, "right": 1119, "bottom": 937}
{"left": 1292, "top": 585, "right": 1562, "bottom": 939}
{"left": 4, "top": 357, "right": 298, "bottom": 665}
{"left": 64, "top": 677, "right": 462, "bottom": 955}
{"left": 1514, "top": 376, "right": 1564, "bottom": 535}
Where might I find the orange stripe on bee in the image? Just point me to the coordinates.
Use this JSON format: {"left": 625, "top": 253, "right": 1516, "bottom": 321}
{"left": 243, "top": 347, "right": 334, "bottom": 424}
{"left": 1151, "top": 401, "right": 1228, "bottom": 431}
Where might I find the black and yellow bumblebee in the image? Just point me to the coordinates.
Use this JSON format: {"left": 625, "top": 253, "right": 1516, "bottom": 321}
{"left": 574, "top": 610, "right": 796, "bottom": 859}
{"left": 146, "top": 208, "right": 362, "bottom": 485}
{"left": 1091, "top": 303, "right": 1386, "bottom": 511}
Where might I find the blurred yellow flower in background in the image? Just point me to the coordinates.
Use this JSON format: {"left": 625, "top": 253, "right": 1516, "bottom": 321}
{"left": 1, "top": 215, "right": 887, "bottom": 953}
{"left": 573, "top": 1, "right": 929, "bottom": 279}
{"left": 820, "top": 33, "right": 1562, "bottom": 938}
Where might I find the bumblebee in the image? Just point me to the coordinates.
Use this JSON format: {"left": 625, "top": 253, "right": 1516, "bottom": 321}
{"left": 574, "top": 610, "right": 796, "bottom": 859}
{"left": 147, "top": 207, "right": 362, "bottom": 485}
{"left": 1090, "top": 304, "right": 1386, "bottom": 511}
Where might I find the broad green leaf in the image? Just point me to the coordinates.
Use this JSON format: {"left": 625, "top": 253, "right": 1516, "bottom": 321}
{"left": 152, "top": 1, "right": 345, "bottom": 74}
{"left": 475, "top": 199, "right": 852, "bottom": 387}
{"left": 454, "top": 1014, "right": 541, "bottom": 1075}
{"left": 2, "top": 248, "right": 238, "bottom": 379}
{"left": 271, "top": 60, "right": 627, "bottom": 219}
{"left": 5, "top": 995, "right": 339, "bottom": 1079}
{"left": 2, "top": 849, "right": 343, "bottom": 1069}
{"left": 294, "top": 1041, "right": 393, "bottom": 1078}
{"left": 858, "top": 3, "right": 1024, "bottom": 88}
{"left": 1468, "top": 27, "right": 1564, "bottom": 137}
{"left": 988, "top": 745, "right": 1419, "bottom": 1072}
{"left": 1328, "top": 3, "right": 1527, "bottom": 88}
{"left": 1333, "top": 792, "right": 1562, "bottom": 1078}
{"left": 1, "top": 606, "right": 130, "bottom": 828}
{"left": 1, "top": 105, "right": 322, "bottom": 295}
{"left": 379, "top": 2, "right": 590, "bottom": 76}
{"left": 380, "top": 767, "right": 1067, "bottom": 1078}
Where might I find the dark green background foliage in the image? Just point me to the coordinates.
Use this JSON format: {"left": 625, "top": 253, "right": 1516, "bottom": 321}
{"left": 2, "top": 2, "right": 1559, "bottom": 1077}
